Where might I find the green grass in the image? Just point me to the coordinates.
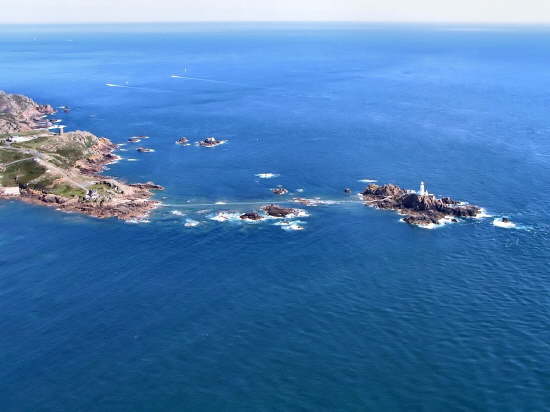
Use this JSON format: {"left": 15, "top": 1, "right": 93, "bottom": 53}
{"left": 49, "top": 183, "right": 86, "bottom": 198}
{"left": 0, "top": 149, "right": 32, "bottom": 164}
{"left": 27, "top": 176, "right": 57, "bottom": 191}
{"left": 55, "top": 146, "right": 85, "bottom": 168}
{"left": 88, "top": 183, "right": 112, "bottom": 194}
{"left": 0, "top": 159, "right": 46, "bottom": 186}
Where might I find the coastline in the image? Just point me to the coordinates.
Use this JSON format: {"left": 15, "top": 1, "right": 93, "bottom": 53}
{"left": 0, "top": 91, "right": 164, "bottom": 221}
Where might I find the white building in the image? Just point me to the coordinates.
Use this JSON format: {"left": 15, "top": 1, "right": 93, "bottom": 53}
{"left": 0, "top": 187, "right": 21, "bottom": 196}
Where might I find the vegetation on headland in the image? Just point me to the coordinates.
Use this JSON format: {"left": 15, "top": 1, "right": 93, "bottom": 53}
{"left": 0, "top": 89, "right": 162, "bottom": 220}
{"left": 1, "top": 159, "right": 46, "bottom": 186}
{"left": 0, "top": 149, "right": 31, "bottom": 163}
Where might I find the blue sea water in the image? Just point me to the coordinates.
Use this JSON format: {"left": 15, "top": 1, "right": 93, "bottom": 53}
{"left": 1, "top": 23, "right": 549, "bottom": 411}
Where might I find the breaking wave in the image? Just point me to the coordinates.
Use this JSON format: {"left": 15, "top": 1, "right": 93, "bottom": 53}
{"left": 493, "top": 218, "right": 517, "bottom": 229}
{"left": 184, "top": 219, "right": 200, "bottom": 227}
{"left": 255, "top": 173, "right": 280, "bottom": 179}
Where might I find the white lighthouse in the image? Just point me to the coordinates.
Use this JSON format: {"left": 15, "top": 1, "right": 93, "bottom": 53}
{"left": 418, "top": 181, "right": 427, "bottom": 196}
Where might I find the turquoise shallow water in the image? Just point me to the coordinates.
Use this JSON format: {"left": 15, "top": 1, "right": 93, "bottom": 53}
{"left": 0, "top": 23, "right": 549, "bottom": 411}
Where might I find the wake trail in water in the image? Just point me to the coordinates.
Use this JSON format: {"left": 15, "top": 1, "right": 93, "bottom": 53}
{"left": 105, "top": 83, "right": 173, "bottom": 93}
{"left": 170, "top": 74, "right": 247, "bottom": 87}
{"left": 161, "top": 199, "right": 364, "bottom": 208}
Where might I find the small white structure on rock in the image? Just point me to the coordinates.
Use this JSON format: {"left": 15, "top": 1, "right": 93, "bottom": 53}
{"left": 418, "top": 181, "right": 427, "bottom": 196}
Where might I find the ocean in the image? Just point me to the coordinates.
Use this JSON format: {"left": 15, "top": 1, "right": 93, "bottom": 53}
{"left": 0, "top": 23, "right": 549, "bottom": 411}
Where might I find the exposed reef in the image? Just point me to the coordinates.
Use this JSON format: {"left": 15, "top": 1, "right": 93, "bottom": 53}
{"left": 272, "top": 186, "right": 289, "bottom": 195}
{"left": 362, "top": 183, "right": 481, "bottom": 227}
{"left": 198, "top": 137, "right": 226, "bottom": 147}
{"left": 240, "top": 212, "right": 263, "bottom": 221}
{"left": 262, "top": 204, "right": 299, "bottom": 218}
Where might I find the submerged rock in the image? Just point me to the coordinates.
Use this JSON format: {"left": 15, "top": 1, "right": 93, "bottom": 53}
{"left": 136, "top": 147, "right": 154, "bottom": 153}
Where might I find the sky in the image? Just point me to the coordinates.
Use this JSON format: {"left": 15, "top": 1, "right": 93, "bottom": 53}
{"left": 0, "top": 0, "right": 550, "bottom": 24}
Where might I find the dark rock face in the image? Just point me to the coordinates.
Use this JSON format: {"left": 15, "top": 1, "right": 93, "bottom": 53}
{"left": 362, "top": 183, "right": 481, "bottom": 227}
{"left": 199, "top": 137, "right": 224, "bottom": 147}
{"left": 240, "top": 212, "right": 262, "bottom": 221}
{"left": 262, "top": 204, "right": 297, "bottom": 218}
{"left": 129, "top": 182, "right": 165, "bottom": 190}
{"left": 272, "top": 187, "right": 288, "bottom": 195}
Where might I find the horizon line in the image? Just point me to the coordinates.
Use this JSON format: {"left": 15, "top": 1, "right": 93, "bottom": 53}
{"left": 2, "top": 20, "right": 550, "bottom": 26}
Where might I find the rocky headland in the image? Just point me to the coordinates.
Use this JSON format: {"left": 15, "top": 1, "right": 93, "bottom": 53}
{"left": 362, "top": 183, "right": 481, "bottom": 227}
{"left": 0, "top": 90, "right": 55, "bottom": 133}
{"left": 0, "top": 91, "right": 163, "bottom": 221}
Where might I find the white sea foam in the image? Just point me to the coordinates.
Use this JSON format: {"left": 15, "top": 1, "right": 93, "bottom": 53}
{"left": 197, "top": 140, "right": 227, "bottom": 147}
{"left": 474, "top": 208, "right": 492, "bottom": 219}
{"left": 274, "top": 220, "right": 306, "bottom": 231}
{"left": 215, "top": 201, "right": 227, "bottom": 205}
{"left": 184, "top": 219, "right": 200, "bottom": 227}
{"left": 105, "top": 83, "right": 129, "bottom": 88}
{"left": 255, "top": 173, "right": 280, "bottom": 179}
{"left": 171, "top": 210, "right": 185, "bottom": 216}
{"left": 127, "top": 218, "right": 150, "bottom": 224}
{"left": 117, "top": 143, "right": 126, "bottom": 147}
{"left": 493, "top": 218, "right": 517, "bottom": 229}
{"left": 293, "top": 197, "right": 337, "bottom": 207}
{"left": 209, "top": 211, "right": 242, "bottom": 222}
{"left": 127, "top": 158, "right": 138, "bottom": 161}
{"left": 296, "top": 188, "right": 304, "bottom": 193}
{"left": 358, "top": 179, "right": 378, "bottom": 183}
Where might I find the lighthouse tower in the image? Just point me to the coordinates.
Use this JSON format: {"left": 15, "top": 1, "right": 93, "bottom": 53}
{"left": 418, "top": 181, "right": 427, "bottom": 196}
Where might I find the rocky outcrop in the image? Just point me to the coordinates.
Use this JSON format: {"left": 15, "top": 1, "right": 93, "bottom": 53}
{"left": 19, "top": 185, "right": 160, "bottom": 221}
{"left": 362, "top": 183, "right": 481, "bottom": 227}
{"left": 74, "top": 135, "right": 119, "bottom": 174}
{"left": 262, "top": 204, "right": 298, "bottom": 218}
{"left": 240, "top": 212, "right": 263, "bottom": 221}
{"left": 0, "top": 90, "right": 55, "bottom": 134}
{"left": 198, "top": 137, "right": 226, "bottom": 147}
{"left": 272, "top": 187, "right": 288, "bottom": 195}
{"left": 129, "top": 182, "right": 165, "bottom": 190}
